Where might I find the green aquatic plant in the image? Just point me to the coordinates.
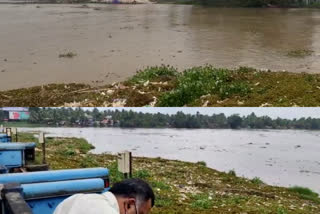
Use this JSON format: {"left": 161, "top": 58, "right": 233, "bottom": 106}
{"left": 59, "top": 52, "right": 77, "bottom": 58}
{"left": 158, "top": 66, "right": 251, "bottom": 106}
{"left": 287, "top": 49, "right": 314, "bottom": 58}
{"left": 129, "top": 65, "right": 178, "bottom": 84}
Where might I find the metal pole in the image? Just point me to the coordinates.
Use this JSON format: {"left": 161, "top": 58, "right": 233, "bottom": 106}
{"left": 39, "top": 132, "right": 46, "bottom": 164}
{"left": 129, "top": 152, "right": 132, "bottom": 178}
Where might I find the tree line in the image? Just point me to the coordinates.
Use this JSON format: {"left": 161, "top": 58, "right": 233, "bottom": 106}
{"left": 1, "top": 108, "right": 320, "bottom": 130}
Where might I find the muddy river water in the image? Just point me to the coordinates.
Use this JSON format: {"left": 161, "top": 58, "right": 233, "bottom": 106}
{"left": 1, "top": 4, "right": 320, "bottom": 90}
{"left": 19, "top": 127, "right": 320, "bottom": 193}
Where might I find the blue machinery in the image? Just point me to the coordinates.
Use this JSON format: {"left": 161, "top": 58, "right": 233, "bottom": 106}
{"left": 0, "top": 134, "right": 10, "bottom": 143}
{"left": 0, "top": 143, "right": 36, "bottom": 172}
{"left": 0, "top": 130, "right": 111, "bottom": 214}
{"left": 0, "top": 168, "right": 110, "bottom": 214}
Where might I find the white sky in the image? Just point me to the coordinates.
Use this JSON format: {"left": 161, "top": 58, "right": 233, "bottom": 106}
{"left": 90, "top": 107, "right": 320, "bottom": 119}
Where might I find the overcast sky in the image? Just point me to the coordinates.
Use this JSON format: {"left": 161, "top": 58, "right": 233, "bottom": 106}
{"left": 90, "top": 107, "right": 320, "bottom": 119}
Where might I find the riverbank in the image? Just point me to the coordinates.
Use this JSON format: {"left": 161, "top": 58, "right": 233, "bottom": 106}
{"left": 17, "top": 132, "right": 320, "bottom": 214}
{"left": 2, "top": 66, "right": 320, "bottom": 107}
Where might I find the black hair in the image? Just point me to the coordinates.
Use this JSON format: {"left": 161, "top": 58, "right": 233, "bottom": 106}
{"left": 109, "top": 178, "right": 155, "bottom": 207}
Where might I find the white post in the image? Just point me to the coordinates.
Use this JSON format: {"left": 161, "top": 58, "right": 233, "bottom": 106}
{"left": 117, "top": 151, "right": 132, "bottom": 178}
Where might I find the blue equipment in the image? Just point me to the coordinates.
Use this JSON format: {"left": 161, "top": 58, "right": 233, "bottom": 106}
{"left": 0, "top": 134, "right": 10, "bottom": 143}
{"left": 0, "top": 167, "right": 110, "bottom": 214}
{"left": 0, "top": 143, "right": 36, "bottom": 172}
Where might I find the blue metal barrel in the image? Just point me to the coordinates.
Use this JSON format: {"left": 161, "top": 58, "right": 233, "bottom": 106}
{"left": 0, "top": 168, "right": 109, "bottom": 184}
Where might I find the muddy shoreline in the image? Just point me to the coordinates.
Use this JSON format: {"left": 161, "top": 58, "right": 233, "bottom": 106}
{"left": 2, "top": 66, "right": 320, "bottom": 107}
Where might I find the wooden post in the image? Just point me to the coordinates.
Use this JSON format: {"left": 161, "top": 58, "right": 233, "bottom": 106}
{"left": 117, "top": 151, "right": 132, "bottom": 179}
{"left": 39, "top": 132, "right": 46, "bottom": 164}
{"left": 11, "top": 128, "right": 17, "bottom": 142}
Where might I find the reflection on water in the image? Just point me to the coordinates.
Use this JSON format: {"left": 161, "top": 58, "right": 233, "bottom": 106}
{"left": 19, "top": 127, "right": 320, "bottom": 193}
{"left": 1, "top": 4, "right": 320, "bottom": 89}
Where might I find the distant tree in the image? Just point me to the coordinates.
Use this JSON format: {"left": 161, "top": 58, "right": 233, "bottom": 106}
{"left": 227, "top": 114, "right": 243, "bottom": 129}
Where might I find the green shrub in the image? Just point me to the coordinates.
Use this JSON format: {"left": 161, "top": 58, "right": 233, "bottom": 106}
{"left": 197, "top": 161, "right": 207, "bottom": 167}
{"left": 108, "top": 162, "right": 125, "bottom": 184}
{"left": 129, "top": 65, "right": 178, "bottom": 84}
{"left": 251, "top": 177, "right": 264, "bottom": 185}
{"left": 289, "top": 186, "right": 319, "bottom": 203}
{"left": 228, "top": 169, "right": 237, "bottom": 176}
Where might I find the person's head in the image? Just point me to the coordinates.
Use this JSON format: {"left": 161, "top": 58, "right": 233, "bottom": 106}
{"left": 109, "top": 178, "right": 155, "bottom": 214}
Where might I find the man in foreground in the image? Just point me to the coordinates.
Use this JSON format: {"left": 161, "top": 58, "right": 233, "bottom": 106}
{"left": 54, "top": 178, "right": 155, "bottom": 214}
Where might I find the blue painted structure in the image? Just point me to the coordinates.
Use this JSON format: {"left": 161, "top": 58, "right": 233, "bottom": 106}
{"left": 23, "top": 178, "right": 107, "bottom": 213}
{"left": 0, "top": 168, "right": 110, "bottom": 214}
{"left": 0, "top": 167, "right": 109, "bottom": 184}
{"left": 0, "top": 143, "right": 36, "bottom": 169}
{"left": 0, "top": 134, "right": 10, "bottom": 143}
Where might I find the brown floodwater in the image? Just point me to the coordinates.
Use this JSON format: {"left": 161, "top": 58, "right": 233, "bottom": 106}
{"left": 1, "top": 4, "right": 320, "bottom": 90}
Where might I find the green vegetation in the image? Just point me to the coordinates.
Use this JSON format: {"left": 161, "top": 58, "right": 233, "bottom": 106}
{"left": 59, "top": 52, "right": 77, "bottom": 58}
{"left": 251, "top": 177, "right": 264, "bottom": 185}
{"left": 128, "top": 65, "right": 178, "bottom": 84}
{"left": 228, "top": 169, "right": 237, "bottom": 176}
{"left": 197, "top": 161, "right": 207, "bottom": 167}
{"left": 3, "top": 65, "right": 320, "bottom": 107}
{"left": 289, "top": 186, "right": 320, "bottom": 203}
{"left": 190, "top": 194, "right": 213, "bottom": 210}
{"left": 158, "top": 66, "right": 251, "bottom": 106}
{"left": 16, "top": 132, "right": 320, "bottom": 214}
{"left": 0, "top": 121, "right": 46, "bottom": 128}
{"left": 287, "top": 49, "right": 314, "bottom": 58}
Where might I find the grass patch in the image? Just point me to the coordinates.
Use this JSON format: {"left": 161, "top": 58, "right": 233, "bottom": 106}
{"left": 190, "top": 194, "right": 213, "bottom": 210}
{"left": 151, "top": 181, "right": 171, "bottom": 190}
{"left": 289, "top": 186, "right": 320, "bottom": 203}
{"left": 276, "top": 207, "right": 288, "bottom": 214}
{"left": 134, "top": 169, "right": 151, "bottom": 179}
